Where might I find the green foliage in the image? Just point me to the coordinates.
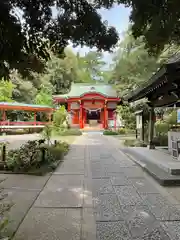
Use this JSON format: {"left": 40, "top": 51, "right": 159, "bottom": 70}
{"left": 155, "top": 120, "right": 169, "bottom": 136}
{"left": 35, "top": 85, "right": 53, "bottom": 106}
{"left": 53, "top": 106, "right": 67, "bottom": 130}
{"left": 0, "top": 1, "right": 118, "bottom": 77}
{"left": 103, "top": 130, "right": 118, "bottom": 135}
{"left": 116, "top": 105, "right": 136, "bottom": 130}
{"left": 123, "top": 139, "right": 147, "bottom": 147}
{"left": 42, "top": 125, "right": 53, "bottom": 145}
{"left": 152, "top": 136, "right": 168, "bottom": 147}
{"left": 59, "top": 129, "right": 82, "bottom": 136}
{"left": 6, "top": 140, "right": 43, "bottom": 171}
{"left": 122, "top": 1, "right": 180, "bottom": 54}
{"left": 0, "top": 79, "right": 14, "bottom": 102}
{"left": 167, "top": 110, "right": 177, "bottom": 126}
{"left": 117, "top": 128, "right": 126, "bottom": 135}
{"left": 6, "top": 140, "right": 69, "bottom": 173}
{"left": 110, "top": 31, "right": 159, "bottom": 95}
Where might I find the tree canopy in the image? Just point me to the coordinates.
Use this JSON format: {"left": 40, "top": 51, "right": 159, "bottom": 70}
{"left": 109, "top": 30, "right": 159, "bottom": 96}
{"left": 1, "top": 0, "right": 119, "bottom": 77}
{"left": 118, "top": 0, "right": 180, "bottom": 54}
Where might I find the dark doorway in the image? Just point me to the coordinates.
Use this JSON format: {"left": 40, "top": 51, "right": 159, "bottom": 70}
{"left": 87, "top": 111, "right": 100, "bottom": 124}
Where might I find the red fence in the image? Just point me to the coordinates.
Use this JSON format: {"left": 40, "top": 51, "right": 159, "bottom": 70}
{"left": 0, "top": 121, "right": 48, "bottom": 126}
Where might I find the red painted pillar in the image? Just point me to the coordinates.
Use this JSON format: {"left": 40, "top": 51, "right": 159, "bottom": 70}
{"left": 114, "top": 112, "right": 117, "bottom": 130}
{"left": 104, "top": 103, "right": 107, "bottom": 129}
{"left": 2, "top": 110, "right": 6, "bottom": 122}
{"left": 79, "top": 103, "right": 83, "bottom": 128}
{"left": 34, "top": 112, "right": 36, "bottom": 125}
{"left": 48, "top": 112, "right": 51, "bottom": 123}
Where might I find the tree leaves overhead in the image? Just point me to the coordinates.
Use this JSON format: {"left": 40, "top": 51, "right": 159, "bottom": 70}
{"left": 0, "top": 0, "right": 119, "bottom": 77}
{"left": 126, "top": 0, "right": 180, "bottom": 54}
{"left": 110, "top": 30, "right": 159, "bottom": 96}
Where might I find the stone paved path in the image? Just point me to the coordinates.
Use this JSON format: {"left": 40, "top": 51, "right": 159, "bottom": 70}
{"left": 2, "top": 133, "right": 180, "bottom": 239}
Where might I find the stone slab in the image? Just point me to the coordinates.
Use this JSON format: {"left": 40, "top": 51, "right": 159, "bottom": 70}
{"left": 121, "top": 148, "right": 180, "bottom": 186}
{"left": 1, "top": 189, "right": 39, "bottom": 238}
{"left": 34, "top": 175, "right": 84, "bottom": 208}
{"left": 0, "top": 174, "right": 49, "bottom": 190}
{"left": 143, "top": 194, "right": 180, "bottom": 220}
{"left": 110, "top": 174, "right": 132, "bottom": 186}
{"left": 134, "top": 226, "right": 170, "bottom": 240}
{"left": 81, "top": 208, "right": 96, "bottom": 240}
{"left": 13, "top": 208, "right": 81, "bottom": 240}
{"left": 93, "top": 194, "right": 122, "bottom": 221}
{"left": 161, "top": 222, "right": 180, "bottom": 240}
{"left": 96, "top": 221, "right": 131, "bottom": 240}
{"left": 121, "top": 205, "right": 156, "bottom": 238}
{"left": 92, "top": 179, "right": 114, "bottom": 196}
{"left": 132, "top": 178, "right": 159, "bottom": 194}
{"left": 118, "top": 167, "right": 145, "bottom": 178}
{"left": 114, "top": 186, "right": 143, "bottom": 206}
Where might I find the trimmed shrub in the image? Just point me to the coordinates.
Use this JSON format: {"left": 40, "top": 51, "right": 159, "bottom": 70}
{"left": 59, "top": 129, "right": 82, "bottom": 136}
{"left": 124, "top": 139, "right": 147, "bottom": 147}
{"left": 5, "top": 140, "right": 69, "bottom": 173}
{"left": 117, "top": 128, "right": 126, "bottom": 135}
{"left": 103, "top": 130, "right": 118, "bottom": 135}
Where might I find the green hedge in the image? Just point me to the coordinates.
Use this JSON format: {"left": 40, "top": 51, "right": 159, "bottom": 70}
{"left": 103, "top": 130, "right": 118, "bottom": 135}
{"left": 59, "top": 129, "right": 82, "bottom": 136}
{"left": 5, "top": 140, "right": 69, "bottom": 174}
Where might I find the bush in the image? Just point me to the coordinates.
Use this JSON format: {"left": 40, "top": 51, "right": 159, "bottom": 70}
{"left": 117, "top": 128, "right": 126, "bottom": 135}
{"left": 59, "top": 129, "right": 82, "bottom": 136}
{"left": 5, "top": 140, "right": 69, "bottom": 173}
{"left": 152, "top": 135, "right": 168, "bottom": 146}
{"left": 47, "top": 141, "right": 69, "bottom": 160}
{"left": 124, "top": 139, "right": 147, "bottom": 147}
{"left": 103, "top": 130, "right": 118, "bottom": 135}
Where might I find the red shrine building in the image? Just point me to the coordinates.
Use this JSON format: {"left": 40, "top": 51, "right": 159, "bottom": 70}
{"left": 53, "top": 83, "right": 121, "bottom": 129}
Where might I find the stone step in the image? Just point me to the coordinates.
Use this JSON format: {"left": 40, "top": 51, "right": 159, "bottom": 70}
{"left": 121, "top": 147, "right": 180, "bottom": 186}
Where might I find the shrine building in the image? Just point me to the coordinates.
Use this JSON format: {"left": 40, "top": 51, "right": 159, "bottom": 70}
{"left": 53, "top": 83, "right": 121, "bottom": 129}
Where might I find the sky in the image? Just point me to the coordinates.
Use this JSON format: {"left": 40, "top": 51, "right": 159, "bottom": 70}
{"left": 72, "top": 4, "right": 131, "bottom": 65}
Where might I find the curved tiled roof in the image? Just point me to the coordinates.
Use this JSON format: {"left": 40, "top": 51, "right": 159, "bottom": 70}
{"left": 53, "top": 83, "right": 118, "bottom": 98}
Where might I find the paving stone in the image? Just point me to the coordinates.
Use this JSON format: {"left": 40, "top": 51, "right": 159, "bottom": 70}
{"left": 110, "top": 174, "right": 132, "bottom": 186}
{"left": 114, "top": 186, "right": 143, "bottom": 205}
{"left": 161, "top": 221, "right": 180, "bottom": 240}
{"left": 92, "top": 170, "right": 108, "bottom": 179}
{"left": 92, "top": 179, "right": 114, "bottom": 196}
{"left": 96, "top": 221, "right": 131, "bottom": 240}
{"left": 134, "top": 226, "right": 170, "bottom": 240}
{"left": 0, "top": 174, "right": 49, "bottom": 190}
{"left": 13, "top": 208, "right": 81, "bottom": 240}
{"left": 133, "top": 178, "right": 159, "bottom": 194}
{"left": 144, "top": 194, "right": 180, "bottom": 220}
{"left": 1, "top": 189, "right": 39, "bottom": 238}
{"left": 122, "top": 205, "right": 157, "bottom": 238}
{"left": 34, "top": 175, "right": 84, "bottom": 208}
{"left": 120, "top": 167, "right": 145, "bottom": 178}
{"left": 81, "top": 208, "right": 96, "bottom": 240}
{"left": 93, "top": 194, "right": 123, "bottom": 221}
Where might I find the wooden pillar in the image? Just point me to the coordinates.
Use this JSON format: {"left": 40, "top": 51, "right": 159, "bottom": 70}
{"left": 48, "top": 112, "right": 52, "bottom": 123}
{"left": 104, "top": 102, "right": 107, "bottom": 129}
{"left": 34, "top": 112, "right": 37, "bottom": 125}
{"left": 114, "top": 112, "right": 117, "bottom": 130}
{"left": 148, "top": 107, "right": 155, "bottom": 149}
{"left": 67, "top": 102, "right": 70, "bottom": 112}
{"left": 79, "top": 102, "right": 83, "bottom": 128}
{"left": 2, "top": 110, "right": 6, "bottom": 122}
